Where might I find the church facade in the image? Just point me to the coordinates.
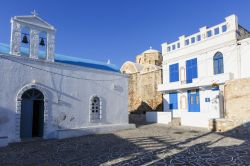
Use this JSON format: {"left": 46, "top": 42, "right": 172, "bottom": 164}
{"left": 158, "top": 15, "right": 250, "bottom": 128}
{"left": 0, "top": 13, "right": 133, "bottom": 147}
{"left": 121, "top": 48, "right": 163, "bottom": 113}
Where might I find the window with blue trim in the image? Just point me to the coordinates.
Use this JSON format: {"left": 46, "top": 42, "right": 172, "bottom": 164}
{"left": 186, "top": 58, "right": 198, "bottom": 83}
{"left": 169, "top": 63, "right": 179, "bottom": 82}
{"left": 169, "top": 92, "right": 178, "bottom": 109}
{"left": 213, "top": 52, "right": 224, "bottom": 75}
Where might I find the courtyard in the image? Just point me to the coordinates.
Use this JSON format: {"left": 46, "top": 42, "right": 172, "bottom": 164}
{"left": 0, "top": 123, "right": 250, "bottom": 166}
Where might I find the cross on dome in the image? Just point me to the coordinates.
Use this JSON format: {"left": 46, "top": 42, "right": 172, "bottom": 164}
{"left": 150, "top": 46, "right": 152, "bottom": 50}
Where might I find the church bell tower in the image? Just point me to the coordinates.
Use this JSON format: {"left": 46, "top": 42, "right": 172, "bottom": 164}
{"left": 10, "top": 11, "right": 56, "bottom": 62}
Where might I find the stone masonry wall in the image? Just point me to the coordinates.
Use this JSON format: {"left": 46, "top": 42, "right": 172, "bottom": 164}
{"left": 128, "top": 69, "right": 163, "bottom": 113}
{"left": 210, "top": 77, "right": 250, "bottom": 133}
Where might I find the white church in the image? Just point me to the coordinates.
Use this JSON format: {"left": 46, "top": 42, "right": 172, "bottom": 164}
{"left": 157, "top": 14, "right": 250, "bottom": 128}
{"left": 0, "top": 12, "right": 134, "bottom": 147}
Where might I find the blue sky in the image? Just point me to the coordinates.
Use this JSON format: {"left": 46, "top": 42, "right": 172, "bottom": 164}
{"left": 0, "top": 0, "right": 250, "bottom": 67}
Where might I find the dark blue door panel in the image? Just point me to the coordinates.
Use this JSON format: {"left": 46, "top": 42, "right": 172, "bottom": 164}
{"left": 169, "top": 92, "right": 178, "bottom": 109}
{"left": 20, "top": 99, "right": 33, "bottom": 138}
{"left": 188, "top": 89, "right": 200, "bottom": 112}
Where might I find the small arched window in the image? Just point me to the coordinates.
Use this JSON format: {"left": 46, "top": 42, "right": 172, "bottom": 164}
{"left": 90, "top": 96, "right": 101, "bottom": 122}
{"left": 213, "top": 52, "right": 224, "bottom": 75}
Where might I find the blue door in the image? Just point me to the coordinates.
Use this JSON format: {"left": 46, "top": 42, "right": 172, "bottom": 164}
{"left": 187, "top": 89, "right": 200, "bottom": 112}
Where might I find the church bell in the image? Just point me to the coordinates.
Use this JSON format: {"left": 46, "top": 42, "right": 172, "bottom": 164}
{"left": 21, "top": 34, "right": 29, "bottom": 44}
{"left": 39, "top": 38, "right": 45, "bottom": 46}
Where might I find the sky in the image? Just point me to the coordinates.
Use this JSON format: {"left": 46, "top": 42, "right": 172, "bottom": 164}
{"left": 0, "top": 0, "right": 250, "bottom": 67}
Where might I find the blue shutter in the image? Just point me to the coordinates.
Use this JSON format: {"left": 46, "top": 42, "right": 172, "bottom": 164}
{"left": 169, "top": 63, "right": 179, "bottom": 82}
{"left": 169, "top": 92, "right": 178, "bottom": 109}
{"left": 186, "top": 60, "right": 191, "bottom": 83}
{"left": 186, "top": 58, "right": 198, "bottom": 83}
{"left": 175, "top": 64, "right": 179, "bottom": 81}
{"left": 169, "top": 65, "right": 173, "bottom": 82}
{"left": 192, "top": 58, "right": 198, "bottom": 79}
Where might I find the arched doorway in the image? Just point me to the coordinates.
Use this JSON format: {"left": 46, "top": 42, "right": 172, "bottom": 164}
{"left": 20, "top": 88, "right": 44, "bottom": 139}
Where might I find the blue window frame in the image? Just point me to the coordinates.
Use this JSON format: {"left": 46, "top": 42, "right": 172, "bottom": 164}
{"left": 172, "top": 44, "right": 176, "bottom": 50}
{"left": 191, "top": 37, "right": 195, "bottom": 43}
{"left": 177, "top": 43, "right": 180, "bottom": 48}
{"left": 213, "top": 52, "right": 224, "bottom": 75}
{"left": 186, "top": 58, "right": 198, "bottom": 83}
{"left": 169, "top": 63, "right": 179, "bottom": 82}
{"left": 222, "top": 25, "right": 227, "bottom": 32}
{"left": 169, "top": 92, "right": 178, "bottom": 109}
{"left": 214, "top": 27, "right": 220, "bottom": 35}
{"left": 207, "top": 30, "right": 212, "bottom": 37}
{"left": 197, "top": 35, "right": 201, "bottom": 41}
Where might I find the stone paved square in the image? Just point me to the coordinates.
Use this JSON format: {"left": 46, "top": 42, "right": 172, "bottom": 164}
{"left": 0, "top": 124, "right": 250, "bottom": 166}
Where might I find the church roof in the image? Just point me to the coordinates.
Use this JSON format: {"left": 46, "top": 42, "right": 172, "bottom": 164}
{"left": 0, "top": 43, "right": 120, "bottom": 73}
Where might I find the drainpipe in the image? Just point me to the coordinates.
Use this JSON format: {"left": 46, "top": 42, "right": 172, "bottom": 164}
{"left": 237, "top": 42, "right": 241, "bottom": 78}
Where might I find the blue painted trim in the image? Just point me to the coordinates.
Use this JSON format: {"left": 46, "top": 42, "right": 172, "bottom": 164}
{"left": 0, "top": 43, "right": 120, "bottom": 73}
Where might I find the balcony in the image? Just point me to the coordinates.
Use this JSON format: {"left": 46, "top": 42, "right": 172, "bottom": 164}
{"left": 158, "top": 72, "right": 233, "bottom": 92}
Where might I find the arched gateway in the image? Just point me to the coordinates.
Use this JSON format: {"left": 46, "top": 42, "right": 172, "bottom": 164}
{"left": 16, "top": 84, "right": 49, "bottom": 141}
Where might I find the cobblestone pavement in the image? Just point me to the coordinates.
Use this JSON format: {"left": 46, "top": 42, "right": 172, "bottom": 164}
{"left": 0, "top": 124, "right": 250, "bottom": 166}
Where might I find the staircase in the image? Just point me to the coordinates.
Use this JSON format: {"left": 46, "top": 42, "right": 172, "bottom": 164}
{"left": 170, "top": 118, "right": 181, "bottom": 127}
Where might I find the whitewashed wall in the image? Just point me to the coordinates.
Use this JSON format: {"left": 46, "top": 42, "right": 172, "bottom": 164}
{"left": 146, "top": 112, "right": 172, "bottom": 124}
{"left": 159, "top": 15, "right": 250, "bottom": 128}
{"left": 0, "top": 55, "right": 129, "bottom": 143}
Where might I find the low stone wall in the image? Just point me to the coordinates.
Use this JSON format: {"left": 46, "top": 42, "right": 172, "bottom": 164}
{"left": 210, "top": 78, "right": 250, "bottom": 132}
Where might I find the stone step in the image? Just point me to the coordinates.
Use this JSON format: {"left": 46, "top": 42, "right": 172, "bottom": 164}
{"left": 0, "top": 136, "right": 8, "bottom": 147}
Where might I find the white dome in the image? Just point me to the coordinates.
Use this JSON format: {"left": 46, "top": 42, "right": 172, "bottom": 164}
{"left": 143, "top": 46, "right": 160, "bottom": 54}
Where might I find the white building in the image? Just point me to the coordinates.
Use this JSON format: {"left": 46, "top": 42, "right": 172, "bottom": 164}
{"left": 0, "top": 12, "right": 134, "bottom": 147}
{"left": 158, "top": 14, "right": 250, "bottom": 128}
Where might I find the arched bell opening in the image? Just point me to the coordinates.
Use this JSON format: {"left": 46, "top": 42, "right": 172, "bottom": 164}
{"left": 39, "top": 31, "right": 47, "bottom": 59}
{"left": 21, "top": 26, "right": 30, "bottom": 56}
